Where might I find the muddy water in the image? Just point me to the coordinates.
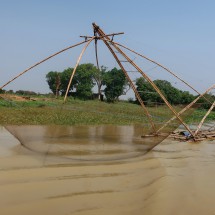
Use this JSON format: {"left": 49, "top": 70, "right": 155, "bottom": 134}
{"left": 1, "top": 126, "right": 215, "bottom": 215}
{"left": 5, "top": 125, "right": 166, "bottom": 162}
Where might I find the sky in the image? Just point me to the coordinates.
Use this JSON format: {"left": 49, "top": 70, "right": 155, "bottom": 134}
{"left": 0, "top": 0, "right": 215, "bottom": 97}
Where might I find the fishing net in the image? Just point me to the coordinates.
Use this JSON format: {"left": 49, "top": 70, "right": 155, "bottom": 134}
{"left": 0, "top": 94, "right": 172, "bottom": 161}
{"left": 5, "top": 125, "right": 167, "bottom": 162}
{"left": 1, "top": 23, "right": 214, "bottom": 162}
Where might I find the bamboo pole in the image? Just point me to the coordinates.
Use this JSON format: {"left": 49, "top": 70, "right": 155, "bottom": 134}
{"left": 92, "top": 24, "right": 156, "bottom": 132}
{"left": 108, "top": 41, "right": 212, "bottom": 104}
{"left": 0, "top": 40, "right": 89, "bottom": 90}
{"left": 80, "top": 32, "right": 124, "bottom": 39}
{"left": 92, "top": 23, "right": 194, "bottom": 136}
{"left": 63, "top": 37, "right": 95, "bottom": 103}
{"left": 157, "top": 84, "right": 215, "bottom": 133}
{"left": 95, "top": 39, "right": 100, "bottom": 70}
{"left": 194, "top": 100, "right": 215, "bottom": 136}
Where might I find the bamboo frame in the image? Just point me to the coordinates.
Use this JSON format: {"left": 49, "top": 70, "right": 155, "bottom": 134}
{"left": 157, "top": 84, "right": 215, "bottom": 133}
{"left": 63, "top": 37, "right": 95, "bottom": 102}
{"left": 0, "top": 40, "right": 89, "bottom": 90}
{"left": 194, "top": 100, "right": 215, "bottom": 136}
{"left": 80, "top": 32, "right": 124, "bottom": 39}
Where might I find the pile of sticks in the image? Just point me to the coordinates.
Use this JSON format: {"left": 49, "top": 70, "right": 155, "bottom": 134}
{"left": 170, "top": 130, "right": 215, "bottom": 142}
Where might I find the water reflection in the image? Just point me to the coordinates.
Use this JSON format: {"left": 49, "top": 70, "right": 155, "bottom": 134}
{"left": 6, "top": 125, "right": 166, "bottom": 161}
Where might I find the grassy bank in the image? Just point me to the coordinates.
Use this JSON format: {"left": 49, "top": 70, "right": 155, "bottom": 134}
{"left": 0, "top": 97, "right": 214, "bottom": 126}
{"left": 0, "top": 98, "right": 149, "bottom": 125}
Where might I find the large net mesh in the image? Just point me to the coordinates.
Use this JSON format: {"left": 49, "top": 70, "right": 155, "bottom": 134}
{"left": 5, "top": 125, "right": 167, "bottom": 161}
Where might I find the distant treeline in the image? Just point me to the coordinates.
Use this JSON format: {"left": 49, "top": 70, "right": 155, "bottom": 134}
{"left": 136, "top": 77, "right": 214, "bottom": 108}
{"left": 45, "top": 63, "right": 214, "bottom": 107}
{"left": 1, "top": 63, "right": 214, "bottom": 108}
{"left": 0, "top": 89, "right": 51, "bottom": 97}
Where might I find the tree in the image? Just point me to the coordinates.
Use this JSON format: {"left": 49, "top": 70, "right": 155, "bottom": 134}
{"left": 136, "top": 77, "right": 161, "bottom": 104}
{"left": 15, "top": 90, "right": 37, "bottom": 95}
{"left": 92, "top": 65, "right": 106, "bottom": 100}
{"left": 46, "top": 65, "right": 95, "bottom": 99}
{"left": 180, "top": 91, "right": 195, "bottom": 104}
{"left": 0, "top": 89, "right": 6, "bottom": 94}
{"left": 46, "top": 64, "right": 126, "bottom": 101}
{"left": 198, "top": 93, "right": 215, "bottom": 109}
{"left": 103, "top": 68, "right": 127, "bottom": 102}
{"left": 74, "top": 64, "right": 95, "bottom": 100}
{"left": 136, "top": 78, "right": 195, "bottom": 105}
{"left": 46, "top": 71, "right": 62, "bottom": 96}
{"left": 154, "top": 80, "right": 181, "bottom": 104}
{"left": 60, "top": 68, "right": 75, "bottom": 95}
{"left": 55, "top": 73, "right": 61, "bottom": 97}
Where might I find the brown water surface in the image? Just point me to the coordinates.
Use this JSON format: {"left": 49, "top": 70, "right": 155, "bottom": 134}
{"left": 1, "top": 125, "right": 215, "bottom": 215}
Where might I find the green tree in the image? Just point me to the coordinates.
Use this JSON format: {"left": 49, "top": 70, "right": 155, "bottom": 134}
{"left": 136, "top": 78, "right": 195, "bottom": 105}
{"left": 136, "top": 77, "right": 160, "bottom": 104}
{"left": 103, "top": 68, "right": 127, "bottom": 102}
{"left": 46, "top": 71, "right": 62, "bottom": 96}
{"left": 46, "top": 65, "right": 95, "bottom": 99}
{"left": 60, "top": 68, "right": 75, "bottom": 95}
{"left": 0, "top": 89, "right": 6, "bottom": 94}
{"left": 74, "top": 64, "right": 95, "bottom": 100}
{"left": 92, "top": 65, "right": 106, "bottom": 100}
{"left": 154, "top": 80, "right": 181, "bottom": 104}
{"left": 180, "top": 91, "right": 195, "bottom": 104}
{"left": 198, "top": 93, "right": 215, "bottom": 109}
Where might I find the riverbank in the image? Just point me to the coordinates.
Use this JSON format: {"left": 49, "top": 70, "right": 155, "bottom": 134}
{"left": 0, "top": 98, "right": 173, "bottom": 126}
{"left": 1, "top": 96, "right": 214, "bottom": 127}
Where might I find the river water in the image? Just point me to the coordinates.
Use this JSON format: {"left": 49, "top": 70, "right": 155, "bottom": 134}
{"left": 1, "top": 125, "right": 215, "bottom": 215}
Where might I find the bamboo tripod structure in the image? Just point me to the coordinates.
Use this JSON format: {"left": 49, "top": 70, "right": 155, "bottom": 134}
{"left": 1, "top": 23, "right": 214, "bottom": 141}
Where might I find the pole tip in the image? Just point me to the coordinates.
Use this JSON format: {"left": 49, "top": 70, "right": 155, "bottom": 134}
{"left": 92, "top": 22, "right": 99, "bottom": 29}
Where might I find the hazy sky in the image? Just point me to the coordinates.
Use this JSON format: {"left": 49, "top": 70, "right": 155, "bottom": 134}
{"left": 1, "top": 0, "right": 215, "bottom": 95}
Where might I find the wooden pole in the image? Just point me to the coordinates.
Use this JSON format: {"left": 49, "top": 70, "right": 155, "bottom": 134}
{"left": 0, "top": 40, "right": 89, "bottom": 90}
{"left": 92, "top": 23, "right": 194, "bottom": 136}
{"left": 80, "top": 32, "right": 124, "bottom": 39}
{"left": 92, "top": 24, "right": 156, "bottom": 132}
{"left": 194, "top": 100, "right": 215, "bottom": 136}
{"left": 157, "top": 84, "right": 215, "bottom": 133}
{"left": 63, "top": 37, "right": 95, "bottom": 103}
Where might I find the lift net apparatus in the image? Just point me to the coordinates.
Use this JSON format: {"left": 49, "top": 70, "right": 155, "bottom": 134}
{"left": 1, "top": 23, "right": 215, "bottom": 144}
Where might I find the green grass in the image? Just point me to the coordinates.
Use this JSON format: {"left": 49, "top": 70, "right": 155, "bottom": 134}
{"left": 184, "top": 108, "right": 215, "bottom": 123}
{"left": 0, "top": 99, "right": 148, "bottom": 125}
{"left": 0, "top": 97, "right": 214, "bottom": 126}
